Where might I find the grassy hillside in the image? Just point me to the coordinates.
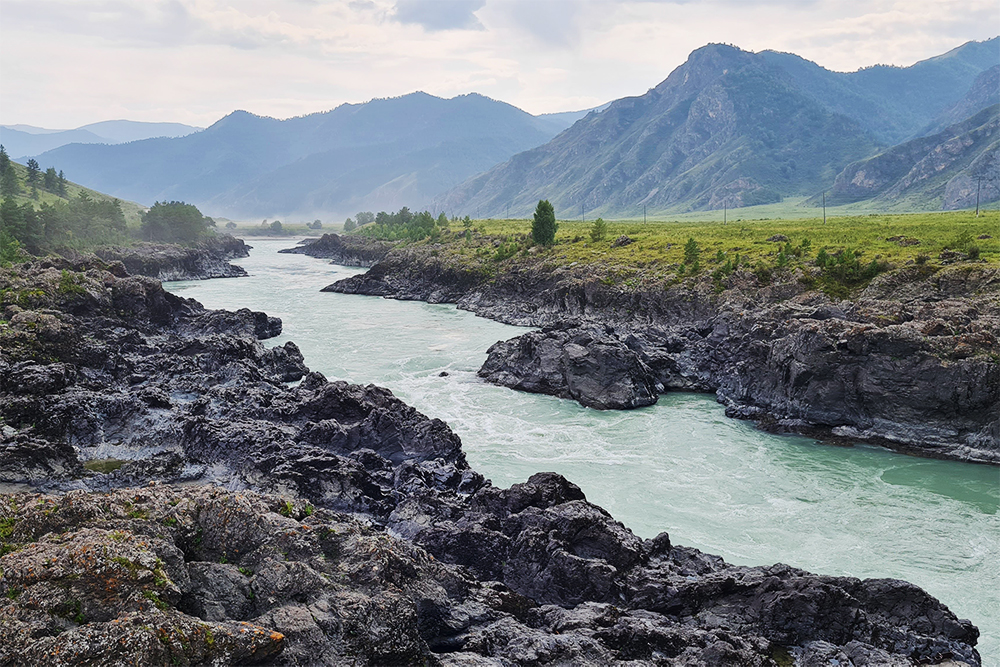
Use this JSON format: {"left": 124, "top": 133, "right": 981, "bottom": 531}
{"left": 4, "top": 160, "right": 146, "bottom": 226}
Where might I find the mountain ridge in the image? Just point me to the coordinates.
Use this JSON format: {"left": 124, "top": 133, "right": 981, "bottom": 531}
{"left": 436, "top": 38, "right": 999, "bottom": 217}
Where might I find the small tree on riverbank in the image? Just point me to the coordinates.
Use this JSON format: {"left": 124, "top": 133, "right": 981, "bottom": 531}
{"left": 532, "top": 200, "right": 557, "bottom": 246}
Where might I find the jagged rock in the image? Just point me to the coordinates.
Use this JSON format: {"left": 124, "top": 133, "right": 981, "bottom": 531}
{"left": 0, "top": 260, "right": 984, "bottom": 665}
{"left": 478, "top": 323, "right": 659, "bottom": 409}
{"left": 327, "top": 246, "right": 1000, "bottom": 463}
{"left": 278, "top": 233, "right": 390, "bottom": 267}
{"left": 94, "top": 235, "right": 251, "bottom": 280}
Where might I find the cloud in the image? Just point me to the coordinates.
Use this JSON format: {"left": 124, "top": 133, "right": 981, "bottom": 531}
{"left": 393, "top": 0, "right": 485, "bottom": 31}
{"left": 0, "top": 0, "right": 996, "bottom": 128}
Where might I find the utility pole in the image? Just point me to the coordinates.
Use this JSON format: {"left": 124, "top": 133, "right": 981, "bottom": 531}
{"left": 975, "top": 175, "right": 981, "bottom": 217}
{"left": 822, "top": 192, "right": 827, "bottom": 225}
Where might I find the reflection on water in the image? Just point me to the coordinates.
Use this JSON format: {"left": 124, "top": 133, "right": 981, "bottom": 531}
{"left": 167, "top": 238, "right": 1000, "bottom": 661}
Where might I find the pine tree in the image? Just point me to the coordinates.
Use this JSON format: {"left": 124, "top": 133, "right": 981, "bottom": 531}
{"left": 57, "top": 170, "right": 67, "bottom": 196}
{"left": 1, "top": 164, "right": 20, "bottom": 196}
{"left": 531, "top": 200, "right": 557, "bottom": 246}
{"left": 0, "top": 145, "right": 10, "bottom": 174}
{"left": 589, "top": 217, "right": 608, "bottom": 242}
{"left": 26, "top": 159, "right": 40, "bottom": 184}
{"left": 44, "top": 167, "right": 57, "bottom": 191}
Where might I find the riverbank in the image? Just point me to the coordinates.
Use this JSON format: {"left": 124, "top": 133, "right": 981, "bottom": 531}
{"left": 319, "top": 214, "right": 1000, "bottom": 464}
{"left": 93, "top": 234, "right": 251, "bottom": 280}
{"left": 0, "top": 255, "right": 984, "bottom": 665}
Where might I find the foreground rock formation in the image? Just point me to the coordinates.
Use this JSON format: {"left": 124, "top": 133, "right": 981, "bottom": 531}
{"left": 324, "top": 243, "right": 1000, "bottom": 464}
{"left": 0, "top": 258, "right": 983, "bottom": 664}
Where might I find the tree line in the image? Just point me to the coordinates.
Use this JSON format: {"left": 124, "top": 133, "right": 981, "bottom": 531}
{"left": 0, "top": 145, "right": 67, "bottom": 199}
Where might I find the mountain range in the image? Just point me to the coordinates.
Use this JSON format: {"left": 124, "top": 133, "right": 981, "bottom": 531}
{"left": 436, "top": 38, "right": 999, "bottom": 218}
{"left": 0, "top": 121, "right": 202, "bottom": 160}
{"left": 22, "top": 93, "right": 584, "bottom": 221}
{"left": 11, "top": 38, "right": 999, "bottom": 219}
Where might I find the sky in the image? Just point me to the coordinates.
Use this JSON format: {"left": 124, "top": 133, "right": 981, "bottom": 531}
{"left": 1, "top": 0, "right": 997, "bottom": 129}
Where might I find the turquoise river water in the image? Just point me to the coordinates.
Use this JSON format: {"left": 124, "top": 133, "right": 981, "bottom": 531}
{"left": 166, "top": 238, "right": 999, "bottom": 662}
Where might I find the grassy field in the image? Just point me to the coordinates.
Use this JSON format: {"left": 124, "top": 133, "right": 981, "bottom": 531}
{"left": 443, "top": 210, "right": 1000, "bottom": 269}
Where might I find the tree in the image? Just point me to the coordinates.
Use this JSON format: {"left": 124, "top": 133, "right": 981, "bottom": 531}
{"left": 684, "top": 237, "right": 700, "bottom": 265}
{"left": 311, "top": 219, "right": 323, "bottom": 229}
{"left": 589, "top": 217, "right": 608, "bottom": 242}
{"left": 437, "top": 212, "right": 448, "bottom": 227}
{"left": 1, "top": 165, "right": 20, "bottom": 197}
{"left": 225, "top": 221, "right": 237, "bottom": 230}
{"left": 355, "top": 211, "right": 374, "bottom": 226}
{"left": 26, "top": 159, "right": 40, "bottom": 184}
{"left": 57, "top": 170, "right": 67, "bottom": 196}
{"left": 343, "top": 217, "right": 356, "bottom": 232}
{"left": 44, "top": 167, "right": 57, "bottom": 191}
{"left": 141, "top": 201, "right": 211, "bottom": 244}
{"left": 531, "top": 200, "right": 557, "bottom": 245}
{"left": 270, "top": 220, "right": 283, "bottom": 233}
{"left": 0, "top": 145, "right": 9, "bottom": 175}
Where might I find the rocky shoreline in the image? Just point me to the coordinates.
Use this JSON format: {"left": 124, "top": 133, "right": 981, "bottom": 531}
{"left": 277, "top": 233, "right": 390, "bottom": 267}
{"left": 323, "top": 242, "right": 1000, "bottom": 464}
{"left": 94, "top": 234, "right": 251, "bottom": 281}
{"left": 0, "top": 257, "right": 983, "bottom": 665}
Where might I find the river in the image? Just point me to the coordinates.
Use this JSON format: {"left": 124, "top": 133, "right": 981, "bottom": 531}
{"left": 166, "top": 238, "right": 999, "bottom": 662}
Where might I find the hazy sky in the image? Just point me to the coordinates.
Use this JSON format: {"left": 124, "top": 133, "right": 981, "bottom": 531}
{"left": 1, "top": 0, "right": 997, "bottom": 129}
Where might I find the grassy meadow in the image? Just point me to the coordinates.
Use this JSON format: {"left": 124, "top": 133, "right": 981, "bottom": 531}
{"left": 444, "top": 210, "right": 1000, "bottom": 269}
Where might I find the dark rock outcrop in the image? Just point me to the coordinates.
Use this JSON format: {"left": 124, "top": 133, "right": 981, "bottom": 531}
{"left": 95, "top": 235, "right": 250, "bottom": 280}
{"left": 0, "top": 259, "right": 983, "bottom": 664}
{"left": 328, "top": 250, "right": 1000, "bottom": 463}
{"left": 478, "top": 322, "right": 660, "bottom": 409}
{"left": 278, "top": 233, "right": 390, "bottom": 267}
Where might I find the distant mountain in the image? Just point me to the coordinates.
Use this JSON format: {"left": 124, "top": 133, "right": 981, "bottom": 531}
{"left": 534, "top": 103, "right": 612, "bottom": 135}
{"left": 826, "top": 105, "right": 999, "bottom": 210}
{"left": 435, "top": 44, "right": 881, "bottom": 217}
{"left": 921, "top": 65, "right": 1000, "bottom": 137}
{"left": 30, "top": 93, "right": 574, "bottom": 219}
{"left": 76, "top": 120, "right": 202, "bottom": 144}
{"left": 1, "top": 120, "right": 201, "bottom": 160}
{"left": 759, "top": 37, "right": 999, "bottom": 143}
{"left": 437, "top": 39, "right": 999, "bottom": 217}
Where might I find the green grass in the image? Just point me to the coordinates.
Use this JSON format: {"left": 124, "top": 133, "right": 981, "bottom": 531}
{"left": 441, "top": 210, "right": 999, "bottom": 269}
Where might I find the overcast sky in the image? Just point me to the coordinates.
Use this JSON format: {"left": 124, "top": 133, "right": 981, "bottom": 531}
{"left": 1, "top": 0, "right": 997, "bottom": 129}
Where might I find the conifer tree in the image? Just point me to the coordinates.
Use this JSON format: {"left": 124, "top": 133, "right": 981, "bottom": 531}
{"left": 26, "top": 159, "right": 40, "bottom": 184}
{"left": 531, "top": 200, "right": 557, "bottom": 246}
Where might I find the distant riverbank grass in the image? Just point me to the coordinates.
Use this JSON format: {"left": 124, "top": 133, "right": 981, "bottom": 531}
{"left": 394, "top": 210, "right": 998, "bottom": 296}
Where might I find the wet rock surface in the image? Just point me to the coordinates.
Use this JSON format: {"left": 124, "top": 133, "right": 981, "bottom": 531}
{"left": 329, "top": 251, "right": 1000, "bottom": 463}
{"left": 95, "top": 235, "right": 251, "bottom": 280}
{"left": 478, "top": 322, "right": 660, "bottom": 409}
{"left": 0, "top": 260, "right": 984, "bottom": 665}
{"left": 278, "top": 233, "right": 390, "bottom": 267}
